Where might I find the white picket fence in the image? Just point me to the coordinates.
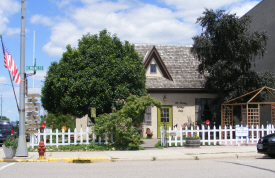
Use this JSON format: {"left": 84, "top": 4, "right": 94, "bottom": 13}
{"left": 30, "top": 127, "right": 113, "bottom": 148}
{"left": 160, "top": 124, "right": 275, "bottom": 147}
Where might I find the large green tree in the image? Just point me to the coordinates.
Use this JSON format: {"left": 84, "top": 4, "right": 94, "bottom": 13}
{"left": 191, "top": 9, "right": 275, "bottom": 122}
{"left": 42, "top": 30, "right": 147, "bottom": 117}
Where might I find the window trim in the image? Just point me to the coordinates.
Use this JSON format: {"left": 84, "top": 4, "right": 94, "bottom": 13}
{"left": 150, "top": 64, "right": 156, "bottom": 73}
{"left": 145, "top": 106, "right": 152, "bottom": 126}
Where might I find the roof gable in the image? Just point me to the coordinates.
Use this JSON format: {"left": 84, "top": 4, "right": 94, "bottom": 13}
{"left": 143, "top": 46, "right": 173, "bottom": 81}
{"left": 135, "top": 44, "right": 205, "bottom": 89}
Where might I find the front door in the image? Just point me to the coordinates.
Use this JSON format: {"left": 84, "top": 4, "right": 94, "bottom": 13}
{"left": 157, "top": 106, "right": 172, "bottom": 138}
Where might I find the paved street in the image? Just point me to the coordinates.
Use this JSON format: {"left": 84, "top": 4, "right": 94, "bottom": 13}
{"left": 0, "top": 158, "right": 275, "bottom": 178}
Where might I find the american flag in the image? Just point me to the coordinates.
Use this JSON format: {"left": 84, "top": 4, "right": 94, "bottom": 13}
{"left": 1, "top": 36, "right": 21, "bottom": 84}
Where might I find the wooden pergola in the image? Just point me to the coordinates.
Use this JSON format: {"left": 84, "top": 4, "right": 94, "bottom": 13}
{"left": 221, "top": 86, "right": 275, "bottom": 128}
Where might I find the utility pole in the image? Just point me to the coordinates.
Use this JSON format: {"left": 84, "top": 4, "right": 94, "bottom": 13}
{"left": 16, "top": 0, "right": 28, "bottom": 157}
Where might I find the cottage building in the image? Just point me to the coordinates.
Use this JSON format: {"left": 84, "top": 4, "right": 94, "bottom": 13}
{"left": 135, "top": 45, "right": 216, "bottom": 138}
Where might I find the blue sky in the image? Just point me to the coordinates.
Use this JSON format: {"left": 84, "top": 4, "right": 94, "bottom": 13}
{"left": 0, "top": 0, "right": 261, "bottom": 121}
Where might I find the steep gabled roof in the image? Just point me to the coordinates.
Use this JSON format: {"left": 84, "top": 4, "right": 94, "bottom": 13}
{"left": 135, "top": 44, "right": 205, "bottom": 90}
{"left": 143, "top": 46, "right": 173, "bottom": 81}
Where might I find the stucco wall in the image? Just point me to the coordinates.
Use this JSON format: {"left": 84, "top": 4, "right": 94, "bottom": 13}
{"left": 75, "top": 114, "right": 92, "bottom": 141}
{"left": 142, "top": 93, "right": 216, "bottom": 138}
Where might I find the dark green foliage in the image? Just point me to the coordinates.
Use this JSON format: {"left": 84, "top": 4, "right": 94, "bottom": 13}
{"left": 191, "top": 9, "right": 275, "bottom": 123}
{"left": 4, "top": 136, "right": 18, "bottom": 149}
{"left": 46, "top": 113, "right": 75, "bottom": 130}
{"left": 94, "top": 95, "right": 162, "bottom": 150}
{"left": 1, "top": 116, "right": 9, "bottom": 121}
{"left": 41, "top": 29, "right": 146, "bottom": 117}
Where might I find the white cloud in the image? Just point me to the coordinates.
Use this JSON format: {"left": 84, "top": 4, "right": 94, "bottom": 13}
{"left": 41, "top": 1, "right": 198, "bottom": 57}
{"left": 230, "top": 1, "right": 260, "bottom": 17}
{"left": 0, "top": 0, "right": 21, "bottom": 16}
{"left": 43, "top": 22, "right": 82, "bottom": 57}
{"left": 0, "top": 76, "right": 9, "bottom": 89}
{"left": 0, "top": 76, "right": 8, "bottom": 84}
{"left": 30, "top": 14, "right": 55, "bottom": 26}
{"left": 0, "top": 0, "right": 20, "bottom": 35}
{"left": 34, "top": 70, "right": 48, "bottom": 81}
{"left": 37, "top": 0, "right": 261, "bottom": 58}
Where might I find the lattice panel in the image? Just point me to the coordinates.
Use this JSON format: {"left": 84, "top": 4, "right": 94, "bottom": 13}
{"left": 242, "top": 105, "right": 247, "bottom": 126}
{"left": 221, "top": 105, "right": 233, "bottom": 129}
{"left": 247, "top": 106, "right": 260, "bottom": 128}
{"left": 271, "top": 105, "right": 275, "bottom": 125}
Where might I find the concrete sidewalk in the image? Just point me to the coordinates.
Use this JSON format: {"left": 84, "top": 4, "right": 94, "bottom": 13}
{"left": 0, "top": 145, "right": 264, "bottom": 162}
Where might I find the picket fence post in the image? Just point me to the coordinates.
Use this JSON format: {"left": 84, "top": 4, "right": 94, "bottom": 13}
{"left": 230, "top": 125, "right": 233, "bottom": 145}
{"left": 168, "top": 126, "right": 171, "bottom": 147}
{"left": 202, "top": 126, "right": 205, "bottom": 146}
{"left": 256, "top": 125, "right": 259, "bottom": 141}
{"left": 261, "top": 125, "right": 264, "bottom": 137}
{"left": 105, "top": 134, "right": 108, "bottom": 145}
{"left": 207, "top": 126, "right": 210, "bottom": 145}
{"left": 30, "top": 133, "right": 34, "bottom": 149}
{"left": 62, "top": 129, "right": 65, "bottom": 145}
{"left": 74, "top": 128, "right": 77, "bottom": 145}
{"left": 50, "top": 129, "right": 53, "bottom": 145}
{"left": 251, "top": 125, "right": 254, "bottom": 144}
{"left": 180, "top": 126, "right": 183, "bottom": 146}
{"left": 55, "top": 129, "right": 58, "bottom": 148}
{"left": 213, "top": 125, "right": 216, "bottom": 146}
{"left": 92, "top": 127, "right": 95, "bottom": 143}
{"left": 86, "top": 127, "right": 89, "bottom": 145}
{"left": 38, "top": 129, "right": 41, "bottom": 144}
{"left": 68, "top": 128, "right": 71, "bottom": 145}
{"left": 175, "top": 126, "right": 178, "bottom": 147}
{"left": 80, "top": 127, "right": 83, "bottom": 144}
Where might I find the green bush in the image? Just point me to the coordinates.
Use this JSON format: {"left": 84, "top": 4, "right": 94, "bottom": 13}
{"left": 4, "top": 136, "right": 18, "bottom": 149}
{"left": 94, "top": 95, "right": 162, "bottom": 150}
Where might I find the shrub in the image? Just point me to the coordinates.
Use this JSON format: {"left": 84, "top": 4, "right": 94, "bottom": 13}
{"left": 4, "top": 136, "right": 18, "bottom": 149}
{"left": 94, "top": 95, "right": 162, "bottom": 150}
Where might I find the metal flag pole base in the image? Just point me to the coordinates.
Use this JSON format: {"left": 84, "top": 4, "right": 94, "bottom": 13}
{"left": 16, "top": 135, "right": 28, "bottom": 157}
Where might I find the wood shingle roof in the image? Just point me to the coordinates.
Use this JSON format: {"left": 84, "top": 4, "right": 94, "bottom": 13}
{"left": 135, "top": 44, "right": 205, "bottom": 90}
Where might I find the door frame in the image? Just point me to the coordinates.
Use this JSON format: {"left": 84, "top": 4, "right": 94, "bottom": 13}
{"left": 157, "top": 106, "right": 173, "bottom": 138}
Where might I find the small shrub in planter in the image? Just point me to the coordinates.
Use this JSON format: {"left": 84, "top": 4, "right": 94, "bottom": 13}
{"left": 3, "top": 136, "right": 18, "bottom": 159}
{"left": 185, "top": 134, "right": 200, "bottom": 148}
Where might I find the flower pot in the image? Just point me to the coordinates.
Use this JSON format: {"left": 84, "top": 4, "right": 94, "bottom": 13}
{"left": 186, "top": 138, "right": 200, "bottom": 148}
{"left": 3, "top": 145, "right": 17, "bottom": 159}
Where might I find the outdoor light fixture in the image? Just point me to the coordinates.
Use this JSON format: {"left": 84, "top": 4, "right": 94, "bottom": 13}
{"left": 163, "top": 95, "right": 166, "bottom": 101}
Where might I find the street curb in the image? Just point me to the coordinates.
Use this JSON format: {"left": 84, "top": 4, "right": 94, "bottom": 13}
{"left": 0, "top": 157, "right": 110, "bottom": 163}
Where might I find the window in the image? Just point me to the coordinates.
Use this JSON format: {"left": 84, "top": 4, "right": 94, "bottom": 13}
{"left": 144, "top": 106, "right": 151, "bottom": 125}
{"left": 161, "top": 108, "right": 169, "bottom": 122}
{"left": 195, "top": 98, "right": 214, "bottom": 123}
{"left": 150, "top": 64, "right": 156, "bottom": 73}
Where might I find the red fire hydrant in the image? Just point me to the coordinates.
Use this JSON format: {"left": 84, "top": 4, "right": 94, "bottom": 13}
{"left": 37, "top": 141, "right": 46, "bottom": 159}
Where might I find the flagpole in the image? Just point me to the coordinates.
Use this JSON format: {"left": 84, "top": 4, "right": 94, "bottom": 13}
{"left": 8, "top": 72, "right": 20, "bottom": 111}
{"left": 16, "top": 0, "right": 28, "bottom": 157}
{"left": 33, "top": 31, "right": 35, "bottom": 94}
